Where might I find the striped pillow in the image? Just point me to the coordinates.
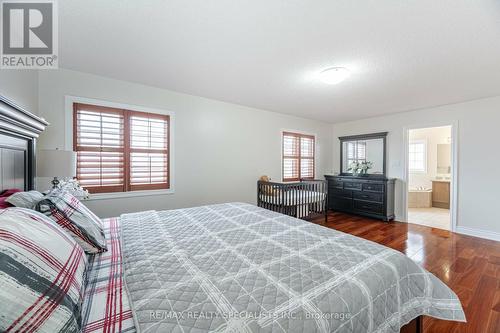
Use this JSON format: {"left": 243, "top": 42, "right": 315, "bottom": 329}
{"left": 0, "top": 207, "right": 87, "bottom": 333}
{"left": 36, "top": 190, "right": 107, "bottom": 254}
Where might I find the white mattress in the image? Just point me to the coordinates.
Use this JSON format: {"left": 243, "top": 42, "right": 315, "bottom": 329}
{"left": 259, "top": 190, "right": 326, "bottom": 206}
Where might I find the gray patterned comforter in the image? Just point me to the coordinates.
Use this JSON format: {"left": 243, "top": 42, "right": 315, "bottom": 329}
{"left": 120, "top": 203, "right": 465, "bottom": 333}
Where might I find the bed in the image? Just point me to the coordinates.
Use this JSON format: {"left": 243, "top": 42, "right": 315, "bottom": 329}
{"left": 257, "top": 180, "right": 328, "bottom": 223}
{"left": 0, "top": 95, "right": 48, "bottom": 191}
{"left": 78, "top": 203, "right": 465, "bottom": 333}
{"left": 0, "top": 95, "right": 465, "bottom": 332}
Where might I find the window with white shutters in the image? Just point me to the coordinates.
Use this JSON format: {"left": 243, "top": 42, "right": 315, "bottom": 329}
{"left": 129, "top": 112, "right": 169, "bottom": 191}
{"left": 282, "top": 132, "right": 315, "bottom": 182}
{"left": 346, "top": 141, "right": 366, "bottom": 166}
{"left": 73, "top": 103, "right": 170, "bottom": 193}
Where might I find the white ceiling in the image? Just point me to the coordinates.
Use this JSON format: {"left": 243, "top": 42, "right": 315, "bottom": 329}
{"left": 59, "top": 0, "right": 500, "bottom": 123}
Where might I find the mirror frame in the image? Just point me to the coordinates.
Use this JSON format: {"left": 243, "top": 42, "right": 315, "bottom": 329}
{"left": 339, "top": 132, "right": 388, "bottom": 178}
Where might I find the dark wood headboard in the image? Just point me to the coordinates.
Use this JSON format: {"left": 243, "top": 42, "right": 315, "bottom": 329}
{"left": 0, "top": 95, "right": 48, "bottom": 192}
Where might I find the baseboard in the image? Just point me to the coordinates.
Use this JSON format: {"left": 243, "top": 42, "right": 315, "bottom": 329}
{"left": 455, "top": 226, "right": 500, "bottom": 242}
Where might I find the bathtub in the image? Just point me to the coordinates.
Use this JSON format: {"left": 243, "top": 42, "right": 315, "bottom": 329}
{"left": 408, "top": 188, "right": 432, "bottom": 208}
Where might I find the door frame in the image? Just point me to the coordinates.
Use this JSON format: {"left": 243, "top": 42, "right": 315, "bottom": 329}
{"left": 402, "top": 120, "right": 458, "bottom": 232}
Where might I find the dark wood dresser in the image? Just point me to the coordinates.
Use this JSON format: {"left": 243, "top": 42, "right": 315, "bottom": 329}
{"left": 325, "top": 175, "right": 396, "bottom": 221}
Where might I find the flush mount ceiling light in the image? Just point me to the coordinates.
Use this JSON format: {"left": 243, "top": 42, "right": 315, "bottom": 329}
{"left": 318, "top": 67, "right": 351, "bottom": 84}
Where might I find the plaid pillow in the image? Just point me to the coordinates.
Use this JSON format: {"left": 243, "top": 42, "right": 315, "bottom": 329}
{"left": 36, "top": 190, "right": 108, "bottom": 254}
{"left": 0, "top": 207, "right": 88, "bottom": 333}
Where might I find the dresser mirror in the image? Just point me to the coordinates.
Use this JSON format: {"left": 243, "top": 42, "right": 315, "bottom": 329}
{"left": 340, "top": 132, "right": 387, "bottom": 177}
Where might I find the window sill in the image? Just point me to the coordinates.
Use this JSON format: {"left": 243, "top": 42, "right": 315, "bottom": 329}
{"left": 83, "top": 189, "right": 174, "bottom": 201}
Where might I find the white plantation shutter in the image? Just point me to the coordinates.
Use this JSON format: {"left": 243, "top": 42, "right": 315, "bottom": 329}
{"left": 347, "top": 142, "right": 356, "bottom": 165}
{"left": 74, "top": 104, "right": 125, "bottom": 193}
{"left": 282, "top": 132, "right": 315, "bottom": 181}
{"left": 74, "top": 103, "right": 170, "bottom": 193}
{"left": 347, "top": 141, "right": 366, "bottom": 165}
{"left": 283, "top": 134, "right": 300, "bottom": 181}
{"left": 300, "top": 136, "right": 314, "bottom": 179}
{"left": 129, "top": 112, "right": 169, "bottom": 190}
{"left": 357, "top": 142, "right": 366, "bottom": 160}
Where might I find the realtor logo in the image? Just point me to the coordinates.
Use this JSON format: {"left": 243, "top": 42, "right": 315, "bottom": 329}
{"left": 1, "top": 0, "right": 58, "bottom": 69}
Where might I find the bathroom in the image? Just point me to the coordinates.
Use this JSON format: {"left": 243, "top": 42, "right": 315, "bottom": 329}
{"left": 408, "top": 126, "right": 452, "bottom": 230}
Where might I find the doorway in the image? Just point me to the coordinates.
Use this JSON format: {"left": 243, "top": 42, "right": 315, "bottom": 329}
{"left": 405, "top": 125, "right": 455, "bottom": 230}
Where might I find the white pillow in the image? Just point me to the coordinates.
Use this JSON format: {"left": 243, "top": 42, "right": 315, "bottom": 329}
{"left": 5, "top": 190, "right": 44, "bottom": 209}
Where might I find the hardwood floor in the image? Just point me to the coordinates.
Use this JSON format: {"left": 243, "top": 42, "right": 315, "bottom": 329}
{"left": 312, "top": 211, "right": 500, "bottom": 333}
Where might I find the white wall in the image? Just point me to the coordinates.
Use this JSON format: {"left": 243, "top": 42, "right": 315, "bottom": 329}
{"left": 37, "top": 69, "right": 333, "bottom": 217}
{"left": 409, "top": 126, "right": 451, "bottom": 189}
{"left": 332, "top": 96, "right": 500, "bottom": 237}
{"left": 0, "top": 70, "right": 39, "bottom": 114}
{"left": 4, "top": 68, "right": 499, "bottom": 239}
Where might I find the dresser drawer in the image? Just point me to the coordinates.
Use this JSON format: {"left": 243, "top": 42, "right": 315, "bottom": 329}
{"left": 362, "top": 183, "right": 385, "bottom": 193}
{"left": 353, "top": 191, "right": 383, "bottom": 203}
{"left": 330, "top": 197, "right": 352, "bottom": 211}
{"left": 344, "top": 182, "right": 362, "bottom": 191}
{"left": 353, "top": 200, "right": 384, "bottom": 214}
{"left": 328, "top": 179, "right": 344, "bottom": 189}
{"left": 329, "top": 188, "right": 352, "bottom": 199}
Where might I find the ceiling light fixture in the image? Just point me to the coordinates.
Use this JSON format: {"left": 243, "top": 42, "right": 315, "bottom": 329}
{"left": 318, "top": 67, "right": 351, "bottom": 85}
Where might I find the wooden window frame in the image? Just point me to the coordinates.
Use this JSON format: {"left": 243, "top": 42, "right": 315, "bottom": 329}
{"left": 282, "top": 131, "right": 315, "bottom": 182}
{"left": 73, "top": 103, "right": 170, "bottom": 194}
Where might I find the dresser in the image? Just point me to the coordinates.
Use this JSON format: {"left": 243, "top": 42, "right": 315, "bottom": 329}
{"left": 325, "top": 175, "right": 396, "bottom": 221}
